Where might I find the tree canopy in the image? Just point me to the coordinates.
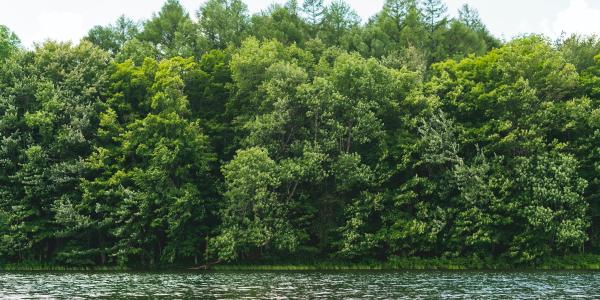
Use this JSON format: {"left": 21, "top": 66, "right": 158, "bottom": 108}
{"left": 0, "top": 0, "right": 599, "bottom": 268}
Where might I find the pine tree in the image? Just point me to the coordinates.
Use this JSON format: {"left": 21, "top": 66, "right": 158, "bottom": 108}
{"left": 458, "top": 4, "right": 483, "bottom": 31}
{"left": 302, "top": 0, "right": 325, "bottom": 26}
{"left": 421, "top": 0, "right": 447, "bottom": 32}
{"left": 383, "top": 0, "right": 418, "bottom": 26}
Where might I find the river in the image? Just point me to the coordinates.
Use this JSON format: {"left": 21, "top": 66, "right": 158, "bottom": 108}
{"left": 0, "top": 270, "right": 599, "bottom": 299}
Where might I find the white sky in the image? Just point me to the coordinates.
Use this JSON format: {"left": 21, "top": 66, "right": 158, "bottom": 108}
{"left": 0, "top": 0, "right": 599, "bottom": 47}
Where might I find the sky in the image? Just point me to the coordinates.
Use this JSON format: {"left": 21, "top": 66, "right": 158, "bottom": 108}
{"left": 0, "top": 0, "right": 599, "bottom": 48}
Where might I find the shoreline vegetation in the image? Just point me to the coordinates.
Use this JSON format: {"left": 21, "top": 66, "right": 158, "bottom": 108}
{"left": 1, "top": 0, "right": 600, "bottom": 270}
{"left": 2, "top": 255, "right": 600, "bottom": 271}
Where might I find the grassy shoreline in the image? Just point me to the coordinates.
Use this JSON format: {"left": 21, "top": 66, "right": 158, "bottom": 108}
{"left": 212, "top": 255, "right": 600, "bottom": 271}
{"left": 2, "top": 255, "right": 600, "bottom": 272}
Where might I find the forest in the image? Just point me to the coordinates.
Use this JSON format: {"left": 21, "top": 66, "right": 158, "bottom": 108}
{"left": 1, "top": 0, "right": 600, "bottom": 269}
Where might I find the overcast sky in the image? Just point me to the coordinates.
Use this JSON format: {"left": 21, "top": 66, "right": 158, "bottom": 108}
{"left": 1, "top": 0, "right": 599, "bottom": 47}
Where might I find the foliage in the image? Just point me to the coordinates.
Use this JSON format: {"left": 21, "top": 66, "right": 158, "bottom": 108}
{"left": 0, "top": 0, "right": 599, "bottom": 268}
{"left": 198, "top": 0, "right": 249, "bottom": 49}
{"left": 0, "top": 25, "right": 20, "bottom": 61}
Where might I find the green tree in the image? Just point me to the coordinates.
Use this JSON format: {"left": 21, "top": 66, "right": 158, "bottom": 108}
{"left": 197, "top": 0, "right": 249, "bottom": 49}
{"left": 139, "top": 0, "right": 197, "bottom": 57}
{"left": 225, "top": 39, "right": 421, "bottom": 260}
{"left": 250, "top": 4, "right": 309, "bottom": 46}
{"left": 436, "top": 20, "right": 487, "bottom": 60}
{"left": 558, "top": 34, "right": 600, "bottom": 72}
{"left": 0, "top": 41, "right": 110, "bottom": 264}
{"left": 457, "top": 4, "right": 482, "bottom": 31}
{"left": 509, "top": 151, "right": 588, "bottom": 262}
{"left": 575, "top": 57, "right": 600, "bottom": 251}
{"left": 86, "top": 16, "right": 139, "bottom": 54}
{"left": 456, "top": 4, "right": 500, "bottom": 53}
{"left": 421, "top": 0, "right": 447, "bottom": 32}
{"left": 210, "top": 147, "right": 302, "bottom": 261}
{"left": 2, "top": 0, "right": 599, "bottom": 269}
{"left": 424, "top": 36, "right": 588, "bottom": 261}
{"left": 82, "top": 57, "right": 216, "bottom": 266}
{"left": 302, "top": 0, "right": 325, "bottom": 27}
{"left": 319, "top": 0, "right": 360, "bottom": 46}
{"left": 450, "top": 150, "right": 510, "bottom": 258}
{"left": 383, "top": 0, "right": 418, "bottom": 26}
{"left": 0, "top": 25, "right": 19, "bottom": 61}
{"left": 421, "top": 0, "right": 447, "bottom": 63}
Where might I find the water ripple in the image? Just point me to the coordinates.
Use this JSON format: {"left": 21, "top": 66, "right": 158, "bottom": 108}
{"left": 0, "top": 270, "right": 599, "bottom": 299}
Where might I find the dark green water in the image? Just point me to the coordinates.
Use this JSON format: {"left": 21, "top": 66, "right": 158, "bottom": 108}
{"left": 0, "top": 270, "right": 599, "bottom": 299}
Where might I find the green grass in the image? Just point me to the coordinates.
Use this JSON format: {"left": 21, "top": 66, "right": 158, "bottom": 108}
{"left": 212, "top": 263, "right": 385, "bottom": 271}
{"left": 2, "top": 255, "right": 600, "bottom": 271}
{"left": 538, "top": 255, "right": 600, "bottom": 270}
{"left": 212, "top": 255, "right": 600, "bottom": 271}
{"left": 0, "top": 262, "right": 130, "bottom": 272}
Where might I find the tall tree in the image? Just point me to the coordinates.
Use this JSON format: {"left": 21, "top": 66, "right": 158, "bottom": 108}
{"left": 0, "top": 25, "right": 19, "bottom": 61}
{"left": 0, "top": 41, "right": 111, "bottom": 264}
{"left": 250, "top": 4, "right": 309, "bottom": 46}
{"left": 86, "top": 16, "right": 139, "bottom": 54}
{"left": 558, "top": 34, "right": 600, "bottom": 73}
{"left": 458, "top": 4, "right": 482, "bottom": 31}
{"left": 421, "top": 0, "right": 447, "bottom": 32}
{"left": 197, "top": 0, "right": 249, "bottom": 49}
{"left": 82, "top": 57, "right": 216, "bottom": 266}
{"left": 320, "top": 0, "right": 361, "bottom": 46}
{"left": 302, "top": 0, "right": 325, "bottom": 27}
{"left": 383, "top": 0, "right": 418, "bottom": 26}
{"left": 139, "top": 0, "right": 196, "bottom": 57}
{"left": 457, "top": 4, "right": 500, "bottom": 53}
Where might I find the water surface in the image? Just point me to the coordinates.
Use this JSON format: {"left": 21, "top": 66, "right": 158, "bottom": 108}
{"left": 1, "top": 270, "right": 599, "bottom": 299}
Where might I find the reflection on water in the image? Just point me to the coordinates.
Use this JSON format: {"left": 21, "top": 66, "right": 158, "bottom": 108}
{"left": 0, "top": 270, "right": 599, "bottom": 299}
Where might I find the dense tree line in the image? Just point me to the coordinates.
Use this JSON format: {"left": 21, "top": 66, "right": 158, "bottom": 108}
{"left": 0, "top": 0, "right": 599, "bottom": 267}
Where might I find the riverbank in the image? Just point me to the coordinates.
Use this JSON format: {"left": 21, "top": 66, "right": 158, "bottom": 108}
{"left": 0, "top": 263, "right": 130, "bottom": 271}
{"left": 2, "top": 255, "right": 600, "bottom": 272}
{"left": 212, "top": 255, "right": 600, "bottom": 271}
